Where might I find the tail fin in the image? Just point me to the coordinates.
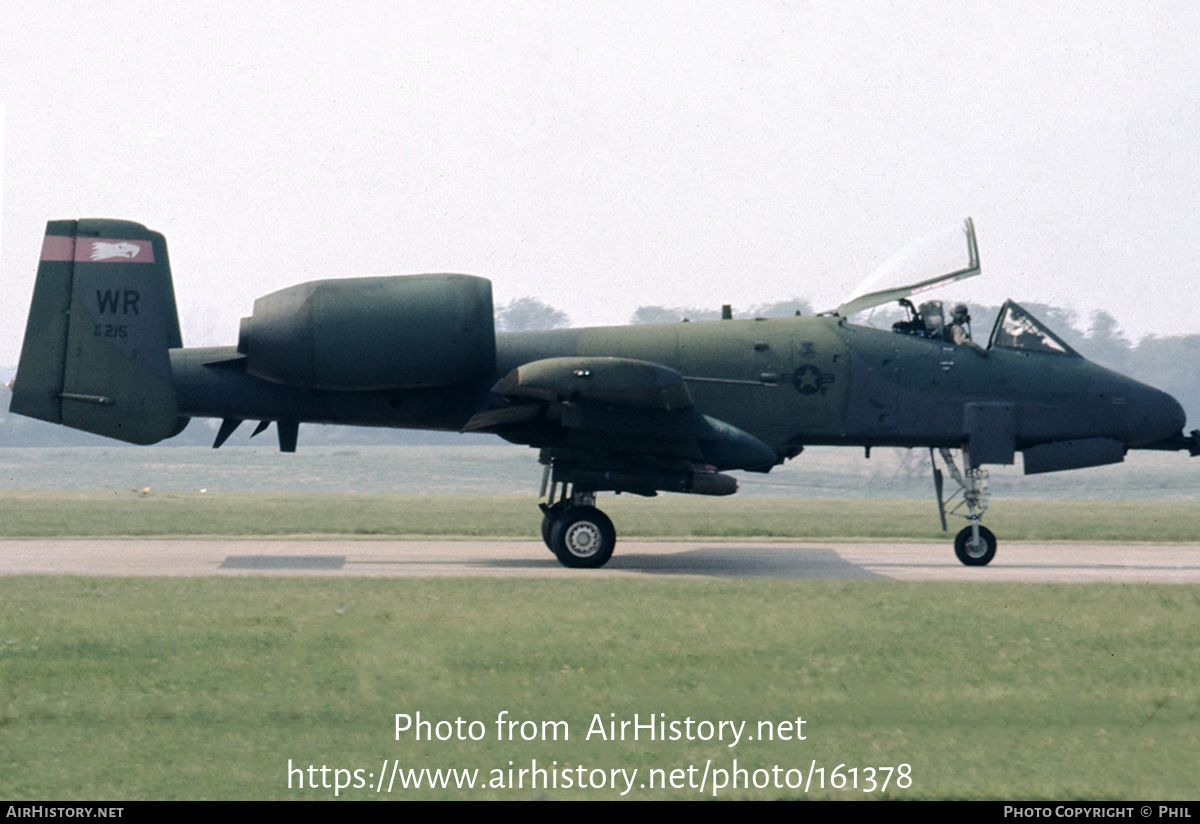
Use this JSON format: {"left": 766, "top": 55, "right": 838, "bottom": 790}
{"left": 9, "top": 219, "right": 186, "bottom": 444}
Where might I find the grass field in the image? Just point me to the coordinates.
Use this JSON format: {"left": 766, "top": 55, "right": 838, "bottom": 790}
{"left": 2, "top": 443, "right": 1198, "bottom": 501}
{"left": 2, "top": 490, "right": 1199, "bottom": 544}
{"left": 2, "top": 577, "right": 1198, "bottom": 800}
{"left": 2, "top": 445, "right": 1198, "bottom": 800}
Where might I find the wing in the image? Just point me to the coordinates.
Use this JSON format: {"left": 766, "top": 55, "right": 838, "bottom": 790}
{"left": 464, "top": 357, "right": 780, "bottom": 489}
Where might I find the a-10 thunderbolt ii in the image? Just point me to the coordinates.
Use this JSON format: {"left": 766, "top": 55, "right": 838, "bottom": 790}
{"left": 10, "top": 218, "right": 1198, "bottom": 568}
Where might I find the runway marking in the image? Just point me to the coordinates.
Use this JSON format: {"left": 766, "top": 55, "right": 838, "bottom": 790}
{"left": 220, "top": 555, "right": 346, "bottom": 570}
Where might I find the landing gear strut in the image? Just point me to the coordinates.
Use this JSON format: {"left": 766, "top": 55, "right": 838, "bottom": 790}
{"left": 534, "top": 453, "right": 737, "bottom": 568}
{"left": 932, "top": 447, "right": 997, "bottom": 566}
{"left": 538, "top": 466, "right": 616, "bottom": 569}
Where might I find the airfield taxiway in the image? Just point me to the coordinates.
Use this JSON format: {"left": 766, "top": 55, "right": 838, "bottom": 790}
{"left": 1, "top": 539, "right": 1199, "bottom": 582}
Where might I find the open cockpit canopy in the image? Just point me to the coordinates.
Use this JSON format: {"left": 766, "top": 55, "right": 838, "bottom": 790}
{"left": 835, "top": 217, "right": 980, "bottom": 318}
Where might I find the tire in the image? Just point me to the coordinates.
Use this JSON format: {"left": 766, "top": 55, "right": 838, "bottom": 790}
{"left": 550, "top": 506, "right": 616, "bottom": 569}
{"left": 540, "top": 502, "right": 567, "bottom": 551}
{"left": 954, "top": 525, "right": 996, "bottom": 566}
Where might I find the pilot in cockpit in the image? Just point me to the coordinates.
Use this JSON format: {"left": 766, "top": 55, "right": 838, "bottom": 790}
{"left": 949, "top": 303, "right": 988, "bottom": 357}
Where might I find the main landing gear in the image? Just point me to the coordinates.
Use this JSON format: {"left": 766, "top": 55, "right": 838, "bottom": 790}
{"left": 539, "top": 492, "right": 616, "bottom": 569}
{"left": 932, "top": 447, "right": 997, "bottom": 566}
{"left": 538, "top": 458, "right": 617, "bottom": 568}
{"left": 534, "top": 454, "right": 739, "bottom": 569}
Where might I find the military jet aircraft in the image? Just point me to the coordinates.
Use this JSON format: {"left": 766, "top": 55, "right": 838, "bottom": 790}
{"left": 10, "top": 218, "right": 1197, "bottom": 568}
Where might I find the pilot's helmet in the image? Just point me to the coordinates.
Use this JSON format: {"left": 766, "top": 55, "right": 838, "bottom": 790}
{"left": 951, "top": 303, "right": 969, "bottom": 321}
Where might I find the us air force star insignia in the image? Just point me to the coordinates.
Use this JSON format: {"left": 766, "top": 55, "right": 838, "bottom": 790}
{"left": 792, "top": 365, "right": 835, "bottom": 396}
{"left": 90, "top": 241, "right": 141, "bottom": 261}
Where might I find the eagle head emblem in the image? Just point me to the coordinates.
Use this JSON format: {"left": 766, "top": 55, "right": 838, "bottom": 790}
{"left": 90, "top": 241, "right": 141, "bottom": 261}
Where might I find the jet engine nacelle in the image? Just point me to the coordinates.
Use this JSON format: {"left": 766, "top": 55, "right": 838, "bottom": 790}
{"left": 237, "top": 274, "right": 495, "bottom": 391}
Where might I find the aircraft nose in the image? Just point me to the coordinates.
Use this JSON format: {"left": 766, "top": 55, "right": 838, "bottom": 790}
{"left": 1121, "top": 378, "right": 1186, "bottom": 447}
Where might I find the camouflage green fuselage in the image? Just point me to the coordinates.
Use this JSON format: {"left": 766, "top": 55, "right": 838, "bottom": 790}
{"left": 493, "top": 314, "right": 1180, "bottom": 462}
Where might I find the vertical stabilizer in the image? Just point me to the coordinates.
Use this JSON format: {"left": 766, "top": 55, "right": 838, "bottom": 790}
{"left": 10, "top": 219, "right": 185, "bottom": 444}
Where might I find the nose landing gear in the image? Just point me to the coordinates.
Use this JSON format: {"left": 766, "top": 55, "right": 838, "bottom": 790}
{"left": 933, "top": 447, "right": 997, "bottom": 566}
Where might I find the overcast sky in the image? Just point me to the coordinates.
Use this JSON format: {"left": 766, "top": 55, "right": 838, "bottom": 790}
{"left": 3, "top": 1, "right": 1198, "bottom": 365}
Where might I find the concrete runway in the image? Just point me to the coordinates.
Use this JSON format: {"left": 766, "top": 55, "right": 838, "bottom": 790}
{"left": 2, "top": 538, "right": 1200, "bottom": 582}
